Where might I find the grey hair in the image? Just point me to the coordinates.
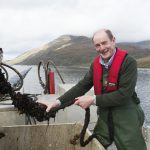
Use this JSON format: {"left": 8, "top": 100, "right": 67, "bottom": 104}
{"left": 92, "top": 29, "right": 114, "bottom": 41}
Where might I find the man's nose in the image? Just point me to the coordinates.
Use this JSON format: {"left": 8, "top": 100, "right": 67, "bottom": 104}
{"left": 100, "top": 45, "right": 105, "bottom": 51}
{"left": 96, "top": 45, "right": 105, "bottom": 53}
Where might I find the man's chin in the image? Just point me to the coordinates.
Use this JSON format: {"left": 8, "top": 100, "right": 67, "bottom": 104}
{"left": 100, "top": 55, "right": 109, "bottom": 60}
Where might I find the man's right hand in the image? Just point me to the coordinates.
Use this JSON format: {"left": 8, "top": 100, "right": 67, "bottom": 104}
{"left": 37, "top": 100, "right": 61, "bottom": 112}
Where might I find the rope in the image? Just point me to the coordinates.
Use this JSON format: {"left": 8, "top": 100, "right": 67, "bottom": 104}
{"left": 70, "top": 107, "right": 97, "bottom": 147}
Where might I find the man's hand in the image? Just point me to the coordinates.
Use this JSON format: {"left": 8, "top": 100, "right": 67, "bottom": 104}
{"left": 37, "top": 100, "right": 60, "bottom": 112}
{"left": 74, "top": 96, "right": 94, "bottom": 109}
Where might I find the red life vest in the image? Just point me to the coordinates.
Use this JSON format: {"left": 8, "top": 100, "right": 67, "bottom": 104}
{"left": 93, "top": 48, "right": 127, "bottom": 95}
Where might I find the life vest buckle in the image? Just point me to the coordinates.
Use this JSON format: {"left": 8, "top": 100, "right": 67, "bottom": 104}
{"left": 108, "top": 82, "right": 116, "bottom": 87}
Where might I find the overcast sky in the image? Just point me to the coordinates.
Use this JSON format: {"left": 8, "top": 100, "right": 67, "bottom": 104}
{"left": 0, "top": 0, "right": 150, "bottom": 60}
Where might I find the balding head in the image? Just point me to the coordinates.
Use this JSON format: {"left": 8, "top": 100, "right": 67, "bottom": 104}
{"left": 92, "top": 29, "right": 116, "bottom": 62}
{"left": 92, "top": 29, "right": 114, "bottom": 42}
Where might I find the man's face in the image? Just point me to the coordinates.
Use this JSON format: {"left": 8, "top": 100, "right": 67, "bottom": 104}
{"left": 93, "top": 31, "right": 116, "bottom": 62}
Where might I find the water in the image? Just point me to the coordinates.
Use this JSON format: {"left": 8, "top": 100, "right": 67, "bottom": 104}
{"left": 4, "top": 65, "right": 150, "bottom": 125}
{"left": 136, "top": 68, "right": 150, "bottom": 125}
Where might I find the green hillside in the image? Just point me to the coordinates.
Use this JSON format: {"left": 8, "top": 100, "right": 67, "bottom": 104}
{"left": 137, "top": 56, "right": 150, "bottom": 68}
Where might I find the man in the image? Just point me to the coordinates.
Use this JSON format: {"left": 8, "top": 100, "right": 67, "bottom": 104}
{"left": 39, "top": 29, "right": 147, "bottom": 150}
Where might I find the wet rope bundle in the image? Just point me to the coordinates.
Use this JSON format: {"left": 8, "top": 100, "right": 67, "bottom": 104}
{"left": 0, "top": 69, "right": 54, "bottom": 122}
{"left": 70, "top": 108, "right": 97, "bottom": 147}
{"left": 12, "top": 92, "right": 49, "bottom": 122}
{"left": 12, "top": 92, "right": 75, "bottom": 122}
{"left": 0, "top": 69, "right": 76, "bottom": 122}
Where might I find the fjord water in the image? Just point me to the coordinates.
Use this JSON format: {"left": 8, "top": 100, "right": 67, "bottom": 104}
{"left": 7, "top": 65, "right": 150, "bottom": 125}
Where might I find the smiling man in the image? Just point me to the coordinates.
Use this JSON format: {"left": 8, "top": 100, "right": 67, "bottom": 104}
{"left": 39, "top": 29, "right": 147, "bottom": 150}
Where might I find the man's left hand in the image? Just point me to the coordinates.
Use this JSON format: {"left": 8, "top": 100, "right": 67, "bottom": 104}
{"left": 74, "top": 96, "right": 94, "bottom": 109}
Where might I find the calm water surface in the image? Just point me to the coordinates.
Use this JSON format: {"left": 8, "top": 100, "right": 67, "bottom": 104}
{"left": 7, "top": 65, "right": 150, "bottom": 125}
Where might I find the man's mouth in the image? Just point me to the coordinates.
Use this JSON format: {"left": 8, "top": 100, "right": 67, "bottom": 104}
{"left": 100, "top": 49, "right": 109, "bottom": 55}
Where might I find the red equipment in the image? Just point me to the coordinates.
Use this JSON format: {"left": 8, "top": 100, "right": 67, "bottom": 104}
{"left": 48, "top": 71, "right": 55, "bottom": 94}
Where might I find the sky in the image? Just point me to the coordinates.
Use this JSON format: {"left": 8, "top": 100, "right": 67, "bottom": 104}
{"left": 0, "top": 0, "right": 150, "bottom": 60}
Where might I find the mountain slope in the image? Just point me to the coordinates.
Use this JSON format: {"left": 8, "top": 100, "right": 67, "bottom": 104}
{"left": 8, "top": 35, "right": 96, "bottom": 66}
{"left": 7, "top": 35, "right": 150, "bottom": 67}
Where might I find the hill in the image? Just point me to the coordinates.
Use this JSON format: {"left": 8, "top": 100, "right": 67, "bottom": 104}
{"left": 7, "top": 35, "right": 150, "bottom": 68}
{"left": 137, "top": 56, "right": 150, "bottom": 68}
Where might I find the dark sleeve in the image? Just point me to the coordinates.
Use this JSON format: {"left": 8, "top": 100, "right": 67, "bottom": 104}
{"left": 58, "top": 64, "right": 93, "bottom": 105}
{"left": 96, "top": 55, "right": 138, "bottom": 107}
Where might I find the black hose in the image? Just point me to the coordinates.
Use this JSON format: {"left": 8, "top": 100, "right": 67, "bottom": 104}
{"left": 0, "top": 65, "right": 9, "bottom": 81}
{"left": 37, "top": 60, "right": 65, "bottom": 94}
{"left": 38, "top": 61, "right": 47, "bottom": 93}
{"left": 47, "top": 60, "right": 65, "bottom": 84}
{"left": 1, "top": 63, "right": 23, "bottom": 91}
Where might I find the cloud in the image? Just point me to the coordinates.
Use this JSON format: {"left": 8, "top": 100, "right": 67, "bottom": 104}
{"left": 0, "top": 0, "right": 150, "bottom": 60}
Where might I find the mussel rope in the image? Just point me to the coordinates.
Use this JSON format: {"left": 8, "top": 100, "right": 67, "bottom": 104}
{"left": 1, "top": 63, "right": 23, "bottom": 91}
{"left": 80, "top": 108, "right": 114, "bottom": 148}
{"left": 79, "top": 108, "right": 97, "bottom": 146}
{"left": 0, "top": 65, "right": 8, "bottom": 81}
{"left": 0, "top": 64, "right": 35, "bottom": 129}
{"left": 70, "top": 107, "right": 97, "bottom": 147}
{"left": 49, "top": 99, "right": 97, "bottom": 146}
{"left": 80, "top": 107, "right": 114, "bottom": 147}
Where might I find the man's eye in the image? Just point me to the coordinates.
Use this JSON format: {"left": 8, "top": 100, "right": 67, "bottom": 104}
{"left": 95, "top": 44, "right": 100, "bottom": 48}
